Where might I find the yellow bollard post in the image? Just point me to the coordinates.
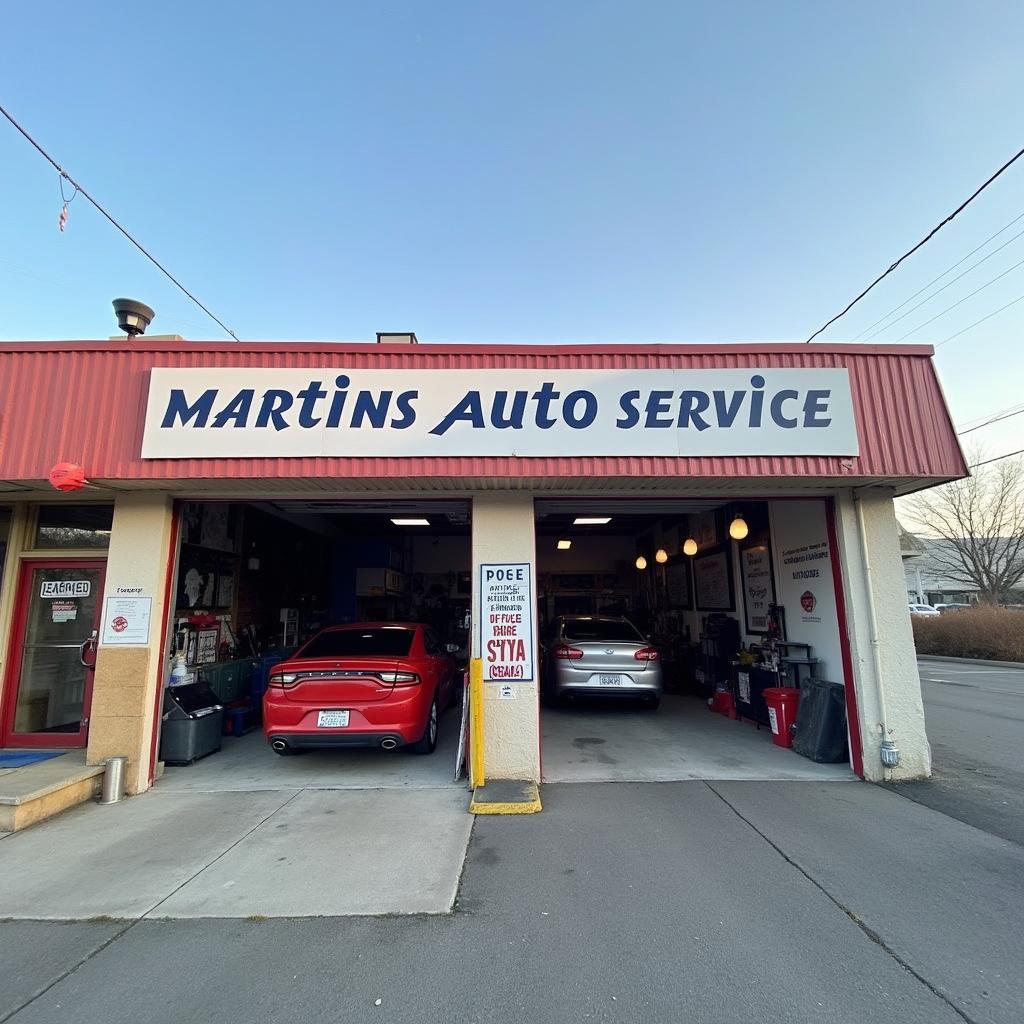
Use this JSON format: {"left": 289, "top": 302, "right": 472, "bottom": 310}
{"left": 469, "top": 657, "right": 485, "bottom": 789}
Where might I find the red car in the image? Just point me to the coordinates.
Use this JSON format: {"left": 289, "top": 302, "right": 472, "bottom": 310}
{"left": 263, "top": 623, "right": 459, "bottom": 756}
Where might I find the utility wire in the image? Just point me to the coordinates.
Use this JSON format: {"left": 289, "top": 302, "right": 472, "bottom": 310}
{"left": 860, "top": 224, "right": 1024, "bottom": 341}
{"left": 935, "top": 289, "right": 1024, "bottom": 348}
{"left": 851, "top": 209, "right": 1024, "bottom": 339}
{"left": 805, "top": 143, "right": 1024, "bottom": 343}
{"left": 894, "top": 254, "right": 1024, "bottom": 341}
{"left": 958, "top": 404, "right": 1024, "bottom": 435}
{"left": 969, "top": 448, "right": 1024, "bottom": 469}
{"left": 0, "top": 103, "right": 240, "bottom": 342}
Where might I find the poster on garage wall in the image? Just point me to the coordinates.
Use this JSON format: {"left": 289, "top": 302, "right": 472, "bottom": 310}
{"left": 739, "top": 540, "right": 775, "bottom": 634}
{"left": 479, "top": 563, "right": 535, "bottom": 683}
{"left": 769, "top": 500, "right": 844, "bottom": 684}
{"left": 693, "top": 548, "right": 734, "bottom": 611}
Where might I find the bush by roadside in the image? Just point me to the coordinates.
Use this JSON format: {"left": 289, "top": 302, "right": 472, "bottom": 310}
{"left": 912, "top": 605, "right": 1024, "bottom": 662}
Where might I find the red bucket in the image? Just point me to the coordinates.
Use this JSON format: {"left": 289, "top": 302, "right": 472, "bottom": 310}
{"left": 762, "top": 687, "right": 800, "bottom": 748}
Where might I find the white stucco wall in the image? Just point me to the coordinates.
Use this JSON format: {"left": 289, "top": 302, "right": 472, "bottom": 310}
{"left": 471, "top": 493, "right": 540, "bottom": 783}
{"left": 87, "top": 494, "right": 175, "bottom": 793}
{"left": 834, "top": 489, "right": 931, "bottom": 781}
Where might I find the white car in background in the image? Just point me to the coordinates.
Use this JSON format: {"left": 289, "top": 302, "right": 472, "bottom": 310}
{"left": 908, "top": 603, "right": 940, "bottom": 617}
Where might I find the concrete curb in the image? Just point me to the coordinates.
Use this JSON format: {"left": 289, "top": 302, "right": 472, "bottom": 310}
{"left": 917, "top": 654, "right": 1024, "bottom": 670}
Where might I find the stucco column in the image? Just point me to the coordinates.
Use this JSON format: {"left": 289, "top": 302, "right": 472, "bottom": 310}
{"left": 834, "top": 489, "right": 931, "bottom": 781}
{"left": 471, "top": 493, "right": 540, "bottom": 783}
{"left": 87, "top": 494, "right": 175, "bottom": 794}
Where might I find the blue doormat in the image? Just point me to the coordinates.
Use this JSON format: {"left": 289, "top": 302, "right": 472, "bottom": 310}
{"left": 0, "top": 751, "right": 64, "bottom": 768}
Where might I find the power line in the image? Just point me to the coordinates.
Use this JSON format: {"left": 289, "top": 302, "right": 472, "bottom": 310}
{"left": 935, "top": 289, "right": 1024, "bottom": 348}
{"left": 852, "top": 210, "right": 1024, "bottom": 340}
{"left": 969, "top": 448, "right": 1024, "bottom": 469}
{"left": 805, "top": 143, "right": 1024, "bottom": 343}
{"left": 894, "top": 253, "right": 1024, "bottom": 341}
{"left": 958, "top": 403, "right": 1024, "bottom": 435}
{"left": 0, "top": 103, "right": 240, "bottom": 342}
{"left": 860, "top": 223, "right": 1024, "bottom": 341}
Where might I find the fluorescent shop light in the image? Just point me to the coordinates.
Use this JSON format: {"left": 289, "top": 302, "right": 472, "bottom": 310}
{"left": 573, "top": 517, "right": 612, "bottom": 525}
{"left": 391, "top": 518, "right": 430, "bottom": 526}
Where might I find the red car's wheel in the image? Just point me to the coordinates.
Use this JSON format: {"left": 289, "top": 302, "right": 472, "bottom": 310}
{"left": 410, "top": 697, "right": 438, "bottom": 755}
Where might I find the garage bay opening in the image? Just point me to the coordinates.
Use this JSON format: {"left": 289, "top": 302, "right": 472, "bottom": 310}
{"left": 534, "top": 499, "right": 854, "bottom": 783}
{"left": 157, "top": 500, "right": 470, "bottom": 790}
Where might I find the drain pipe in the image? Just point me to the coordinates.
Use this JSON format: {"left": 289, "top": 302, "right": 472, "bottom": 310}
{"left": 853, "top": 490, "right": 900, "bottom": 771}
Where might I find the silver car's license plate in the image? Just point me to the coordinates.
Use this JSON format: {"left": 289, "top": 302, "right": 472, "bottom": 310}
{"left": 598, "top": 675, "right": 623, "bottom": 686}
{"left": 317, "top": 710, "right": 350, "bottom": 727}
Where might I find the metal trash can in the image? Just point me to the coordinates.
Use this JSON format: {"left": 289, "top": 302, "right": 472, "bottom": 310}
{"left": 159, "top": 681, "right": 224, "bottom": 766}
{"left": 100, "top": 756, "right": 128, "bottom": 804}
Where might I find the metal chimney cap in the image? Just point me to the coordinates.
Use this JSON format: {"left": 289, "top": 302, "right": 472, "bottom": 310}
{"left": 376, "top": 332, "right": 418, "bottom": 345}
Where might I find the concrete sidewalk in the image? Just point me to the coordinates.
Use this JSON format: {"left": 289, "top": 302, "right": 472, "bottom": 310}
{"left": 0, "top": 786, "right": 473, "bottom": 920}
{"left": 3, "top": 780, "right": 1022, "bottom": 1024}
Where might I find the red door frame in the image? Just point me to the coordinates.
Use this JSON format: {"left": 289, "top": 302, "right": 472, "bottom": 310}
{"left": 1, "top": 558, "right": 107, "bottom": 749}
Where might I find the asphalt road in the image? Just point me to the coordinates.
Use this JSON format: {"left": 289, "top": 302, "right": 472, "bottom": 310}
{"left": 887, "top": 659, "right": 1024, "bottom": 846}
{"left": 3, "top": 781, "right": 1023, "bottom": 1024}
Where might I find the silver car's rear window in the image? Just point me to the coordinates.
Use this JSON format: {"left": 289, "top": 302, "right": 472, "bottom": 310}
{"left": 561, "top": 619, "right": 644, "bottom": 643}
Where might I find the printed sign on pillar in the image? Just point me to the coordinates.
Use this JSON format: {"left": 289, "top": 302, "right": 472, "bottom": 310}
{"left": 480, "top": 563, "right": 535, "bottom": 682}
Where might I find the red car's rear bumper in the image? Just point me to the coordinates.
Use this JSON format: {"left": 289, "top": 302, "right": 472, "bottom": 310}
{"left": 263, "top": 685, "right": 430, "bottom": 749}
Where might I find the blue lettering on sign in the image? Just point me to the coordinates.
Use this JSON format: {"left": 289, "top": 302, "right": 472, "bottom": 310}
{"left": 157, "top": 379, "right": 835, "bottom": 436}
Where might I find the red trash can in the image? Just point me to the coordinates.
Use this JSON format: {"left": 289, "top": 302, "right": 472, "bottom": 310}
{"left": 762, "top": 687, "right": 800, "bottom": 748}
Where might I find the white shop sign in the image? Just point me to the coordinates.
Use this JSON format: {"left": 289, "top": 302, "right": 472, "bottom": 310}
{"left": 479, "top": 563, "right": 535, "bottom": 683}
{"left": 41, "top": 580, "right": 90, "bottom": 598}
{"left": 141, "top": 367, "right": 859, "bottom": 459}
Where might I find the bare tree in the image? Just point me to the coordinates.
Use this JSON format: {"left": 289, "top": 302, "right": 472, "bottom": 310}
{"left": 902, "top": 452, "right": 1024, "bottom": 603}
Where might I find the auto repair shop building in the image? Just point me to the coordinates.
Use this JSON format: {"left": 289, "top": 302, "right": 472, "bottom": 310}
{"left": 0, "top": 337, "right": 966, "bottom": 816}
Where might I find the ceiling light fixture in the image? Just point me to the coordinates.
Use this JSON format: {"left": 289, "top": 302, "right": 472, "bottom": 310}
{"left": 557, "top": 539, "right": 572, "bottom": 550}
{"left": 573, "top": 516, "right": 612, "bottom": 525}
{"left": 391, "top": 518, "right": 430, "bottom": 526}
{"left": 655, "top": 548, "right": 668, "bottom": 564}
{"left": 635, "top": 555, "right": 648, "bottom": 570}
{"left": 683, "top": 537, "right": 698, "bottom": 557}
{"left": 729, "top": 514, "right": 749, "bottom": 541}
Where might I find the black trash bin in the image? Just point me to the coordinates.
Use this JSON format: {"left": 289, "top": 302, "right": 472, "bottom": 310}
{"left": 160, "top": 681, "right": 224, "bottom": 766}
{"left": 791, "top": 678, "right": 848, "bottom": 763}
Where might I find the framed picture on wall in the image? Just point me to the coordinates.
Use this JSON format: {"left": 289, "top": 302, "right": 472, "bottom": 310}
{"left": 177, "top": 547, "right": 217, "bottom": 610}
{"left": 739, "top": 539, "right": 776, "bottom": 634}
{"left": 693, "top": 548, "right": 734, "bottom": 611}
{"left": 665, "top": 557, "right": 694, "bottom": 610}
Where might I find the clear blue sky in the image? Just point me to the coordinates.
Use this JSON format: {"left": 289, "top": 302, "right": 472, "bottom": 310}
{"left": 3, "top": 1, "right": 1023, "bottom": 456}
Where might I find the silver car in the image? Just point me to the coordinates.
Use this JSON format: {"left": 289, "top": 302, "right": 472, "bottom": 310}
{"left": 542, "top": 615, "right": 662, "bottom": 708}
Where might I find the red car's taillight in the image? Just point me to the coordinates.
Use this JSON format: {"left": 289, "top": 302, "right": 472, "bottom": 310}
{"left": 379, "top": 671, "right": 420, "bottom": 686}
{"left": 553, "top": 645, "right": 584, "bottom": 660}
{"left": 634, "top": 647, "right": 660, "bottom": 662}
{"left": 267, "top": 672, "right": 298, "bottom": 688}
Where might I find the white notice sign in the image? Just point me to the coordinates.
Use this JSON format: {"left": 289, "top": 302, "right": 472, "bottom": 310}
{"left": 101, "top": 597, "right": 153, "bottom": 646}
{"left": 480, "top": 563, "right": 535, "bottom": 683}
{"left": 41, "top": 580, "right": 90, "bottom": 599}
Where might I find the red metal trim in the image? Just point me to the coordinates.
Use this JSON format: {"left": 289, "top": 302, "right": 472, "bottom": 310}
{"left": 0, "top": 340, "right": 938, "bottom": 357}
{"left": 1, "top": 557, "right": 107, "bottom": 749}
{"left": 147, "top": 504, "right": 181, "bottom": 785}
{"left": 825, "top": 497, "right": 864, "bottom": 778}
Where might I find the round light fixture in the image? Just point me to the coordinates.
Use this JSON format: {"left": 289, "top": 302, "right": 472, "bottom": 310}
{"left": 683, "top": 537, "right": 698, "bottom": 556}
{"left": 729, "top": 514, "right": 749, "bottom": 541}
{"left": 635, "top": 555, "right": 648, "bottom": 571}
{"left": 655, "top": 548, "right": 668, "bottom": 564}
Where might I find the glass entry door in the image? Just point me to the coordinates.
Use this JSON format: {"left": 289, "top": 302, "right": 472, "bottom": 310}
{"left": 2, "top": 561, "right": 106, "bottom": 748}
